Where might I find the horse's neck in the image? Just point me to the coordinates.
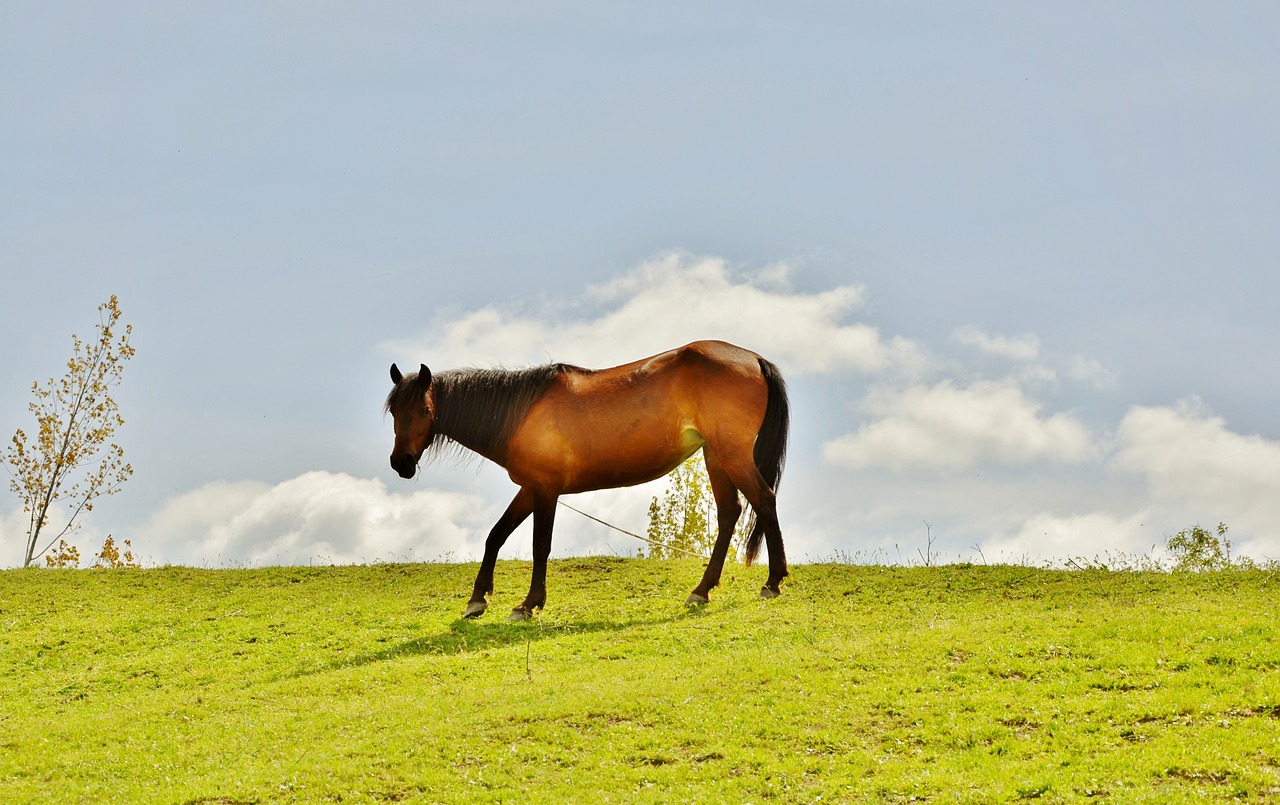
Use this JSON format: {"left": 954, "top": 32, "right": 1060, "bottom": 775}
{"left": 433, "top": 386, "right": 509, "bottom": 465}
{"left": 435, "top": 420, "right": 505, "bottom": 465}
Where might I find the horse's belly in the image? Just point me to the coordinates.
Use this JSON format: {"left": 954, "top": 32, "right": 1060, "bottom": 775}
{"left": 508, "top": 423, "right": 703, "bottom": 494}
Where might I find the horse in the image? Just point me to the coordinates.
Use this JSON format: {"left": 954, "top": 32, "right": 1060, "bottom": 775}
{"left": 385, "top": 340, "right": 790, "bottom": 621}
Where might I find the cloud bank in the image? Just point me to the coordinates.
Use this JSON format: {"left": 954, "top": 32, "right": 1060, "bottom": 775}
{"left": 8, "top": 258, "right": 1277, "bottom": 570}
{"left": 139, "top": 472, "right": 491, "bottom": 566}
{"left": 978, "top": 511, "right": 1155, "bottom": 565}
{"left": 1113, "top": 401, "right": 1280, "bottom": 557}
{"left": 823, "top": 380, "right": 1097, "bottom": 471}
{"left": 385, "top": 252, "right": 926, "bottom": 375}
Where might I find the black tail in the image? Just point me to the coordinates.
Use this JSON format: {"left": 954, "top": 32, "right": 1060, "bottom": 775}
{"left": 743, "top": 357, "right": 790, "bottom": 567}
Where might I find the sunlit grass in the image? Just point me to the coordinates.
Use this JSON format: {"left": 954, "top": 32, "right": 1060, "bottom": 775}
{"left": 2, "top": 560, "right": 1279, "bottom": 802}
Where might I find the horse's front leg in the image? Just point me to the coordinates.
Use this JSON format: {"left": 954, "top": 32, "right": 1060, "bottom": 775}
{"left": 464, "top": 489, "right": 534, "bottom": 619}
{"left": 510, "top": 494, "right": 557, "bottom": 621}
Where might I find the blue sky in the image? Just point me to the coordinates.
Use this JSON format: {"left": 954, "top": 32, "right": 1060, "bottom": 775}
{"left": 3, "top": 3, "right": 1279, "bottom": 569}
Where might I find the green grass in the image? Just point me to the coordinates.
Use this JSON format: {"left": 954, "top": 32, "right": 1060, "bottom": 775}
{"left": 2, "top": 559, "right": 1280, "bottom": 803}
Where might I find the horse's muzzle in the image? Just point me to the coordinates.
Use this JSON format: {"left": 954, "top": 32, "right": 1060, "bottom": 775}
{"left": 390, "top": 454, "right": 417, "bottom": 479}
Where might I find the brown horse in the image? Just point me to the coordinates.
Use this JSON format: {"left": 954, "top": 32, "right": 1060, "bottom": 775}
{"left": 385, "top": 340, "right": 789, "bottom": 620}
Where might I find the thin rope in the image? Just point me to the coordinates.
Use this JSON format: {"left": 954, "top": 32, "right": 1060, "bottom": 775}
{"left": 556, "top": 500, "right": 710, "bottom": 560}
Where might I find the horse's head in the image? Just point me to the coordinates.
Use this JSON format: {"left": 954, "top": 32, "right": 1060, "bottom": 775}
{"left": 386, "top": 362, "right": 434, "bottom": 479}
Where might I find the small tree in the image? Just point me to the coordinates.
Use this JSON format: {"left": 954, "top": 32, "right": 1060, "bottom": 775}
{"left": 41, "top": 535, "right": 140, "bottom": 569}
{"left": 5, "top": 296, "right": 135, "bottom": 568}
{"left": 645, "top": 454, "right": 744, "bottom": 560}
{"left": 91, "top": 535, "right": 141, "bottom": 569}
{"left": 1166, "top": 522, "right": 1233, "bottom": 572}
{"left": 45, "top": 539, "right": 81, "bottom": 569}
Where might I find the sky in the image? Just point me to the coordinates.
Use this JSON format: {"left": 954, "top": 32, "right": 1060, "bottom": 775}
{"left": 3, "top": 3, "right": 1280, "bottom": 570}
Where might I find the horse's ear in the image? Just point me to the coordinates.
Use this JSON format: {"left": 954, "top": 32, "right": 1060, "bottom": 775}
{"left": 390, "top": 363, "right": 403, "bottom": 385}
{"left": 419, "top": 364, "right": 432, "bottom": 386}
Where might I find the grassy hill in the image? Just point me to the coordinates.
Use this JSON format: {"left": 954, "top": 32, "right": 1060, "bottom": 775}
{"left": 2, "top": 559, "right": 1279, "bottom": 803}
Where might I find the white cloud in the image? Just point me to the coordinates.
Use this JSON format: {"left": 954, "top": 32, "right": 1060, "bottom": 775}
{"left": 951, "top": 326, "right": 1119, "bottom": 391}
{"left": 122, "top": 468, "right": 694, "bottom": 569}
{"left": 0, "top": 506, "right": 31, "bottom": 569}
{"left": 1113, "top": 400, "right": 1280, "bottom": 553}
{"left": 557, "top": 483, "right": 668, "bottom": 558}
{"left": 952, "top": 325, "right": 1040, "bottom": 361}
{"left": 1066, "top": 355, "right": 1118, "bottom": 389}
{"left": 978, "top": 511, "right": 1155, "bottom": 566}
{"left": 0, "top": 501, "right": 113, "bottom": 570}
{"left": 823, "top": 379, "right": 1098, "bottom": 471}
{"left": 383, "top": 252, "right": 927, "bottom": 376}
{"left": 139, "top": 471, "right": 492, "bottom": 566}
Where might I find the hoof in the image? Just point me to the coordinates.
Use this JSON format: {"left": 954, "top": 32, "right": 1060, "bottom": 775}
{"left": 507, "top": 607, "right": 533, "bottom": 623}
{"left": 685, "top": 592, "right": 710, "bottom": 606}
{"left": 759, "top": 585, "right": 781, "bottom": 600}
{"left": 463, "top": 600, "right": 488, "bottom": 619}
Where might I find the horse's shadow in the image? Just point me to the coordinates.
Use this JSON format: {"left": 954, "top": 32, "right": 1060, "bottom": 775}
{"left": 293, "top": 601, "right": 732, "bottom": 679}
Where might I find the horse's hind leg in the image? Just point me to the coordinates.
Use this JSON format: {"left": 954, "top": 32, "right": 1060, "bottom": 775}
{"left": 721, "top": 455, "right": 788, "bottom": 598}
{"left": 687, "top": 450, "right": 743, "bottom": 605}
{"left": 754, "top": 490, "right": 787, "bottom": 598}
{"left": 465, "top": 489, "right": 534, "bottom": 618}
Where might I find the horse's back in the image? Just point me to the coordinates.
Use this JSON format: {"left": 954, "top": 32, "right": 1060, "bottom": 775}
{"left": 505, "top": 341, "right": 771, "bottom": 493}
{"left": 575, "top": 340, "right": 768, "bottom": 417}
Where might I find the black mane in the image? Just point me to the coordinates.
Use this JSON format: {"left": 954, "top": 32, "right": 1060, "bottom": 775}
{"left": 386, "top": 363, "right": 583, "bottom": 461}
